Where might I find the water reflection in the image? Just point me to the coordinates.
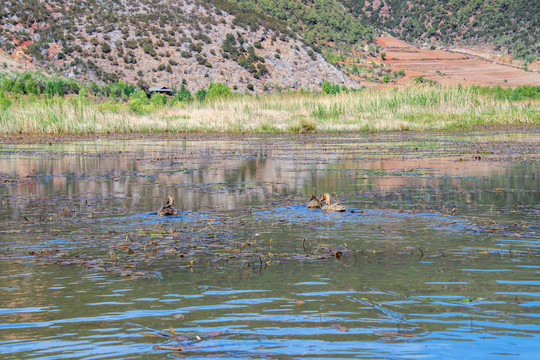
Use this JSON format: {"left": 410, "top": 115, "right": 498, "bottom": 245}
{"left": 0, "top": 132, "right": 539, "bottom": 359}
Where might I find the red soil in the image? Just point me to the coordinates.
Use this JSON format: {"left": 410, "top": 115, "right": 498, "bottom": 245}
{"left": 376, "top": 37, "right": 540, "bottom": 87}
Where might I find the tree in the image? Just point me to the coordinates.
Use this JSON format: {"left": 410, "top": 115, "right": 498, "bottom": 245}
{"left": 195, "top": 89, "right": 207, "bottom": 101}
{"left": 12, "top": 81, "right": 23, "bottom": 94}
{"left": 176, "top": 84, "right": 192, "bottom": 102}
{"left": 24, "top": 77, "right": 38, "bottom": 94}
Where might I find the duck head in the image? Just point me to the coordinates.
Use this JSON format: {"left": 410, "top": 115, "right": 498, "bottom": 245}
{"left": 319, "top": 193, "right": 331, "bottom": 205}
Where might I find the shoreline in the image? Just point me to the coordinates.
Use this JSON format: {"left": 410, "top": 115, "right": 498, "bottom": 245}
{"left": 1, "top": 123, "right": 538, "bottom": 145}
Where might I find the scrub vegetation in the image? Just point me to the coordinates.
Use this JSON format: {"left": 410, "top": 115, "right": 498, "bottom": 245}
{"left": 0, "top": 76, "right": 538, "bottom": 134}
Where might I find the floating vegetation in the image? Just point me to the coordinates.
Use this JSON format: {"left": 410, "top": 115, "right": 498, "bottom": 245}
{"left": 133, "top": 323, "right": 223, "bottom": 355}
{"left": 0, "top": 171, "right": 34, "bottom": 184}
{"left": 466, "top": 218, "right": 538, "bottom": 236}
{"left": 24, "top": 219, "right": 362, "bottom": 278}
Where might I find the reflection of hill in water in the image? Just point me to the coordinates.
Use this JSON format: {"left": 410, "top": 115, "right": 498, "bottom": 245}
{"left": 0, "top": 134, "right": 538, "bottom": 214}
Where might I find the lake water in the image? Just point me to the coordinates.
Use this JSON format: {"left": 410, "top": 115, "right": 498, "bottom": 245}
{"left": 0, "top": 131, "right": 538, "bottom": 359}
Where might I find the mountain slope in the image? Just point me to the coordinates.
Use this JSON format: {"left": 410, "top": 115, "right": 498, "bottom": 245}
{"left": 0, "top": 0, "right": 536, "bottom": 91}
{"left": 340, "top": 0, "right": 539, "bottom": 62}
{"left": 0, "top": 0, "right": 358, "bottom": 92}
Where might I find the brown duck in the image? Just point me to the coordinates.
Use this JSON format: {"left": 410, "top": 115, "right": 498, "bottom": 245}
{"left": 157, "top": 195, "right": 178, "bottom": 216}
{"left": 306, "top": 195, "right": 321, "bottom": 209}
{"left": 319, "top": 193, "right": 347, "bottom": 212}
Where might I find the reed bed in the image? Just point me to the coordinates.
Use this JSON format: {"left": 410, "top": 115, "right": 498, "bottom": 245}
{"left": 0, "top": 86, "right": 538, "bottom": 134}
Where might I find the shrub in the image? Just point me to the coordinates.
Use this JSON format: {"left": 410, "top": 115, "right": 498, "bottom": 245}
{"left": 124, "top": 39, "right": 138, "bottom": 49}
{"left": 143, "top": 42, "right": 156, "bottom": 57}
{"left": 189, "top": 42, "right": 203, "bottom": 53}
{"left": 207, "top": 82, "right": 231, "bottom": 99}
{"left": 150, "top": 93, "right": 167, "bottom": 105}
{"left": 195, "top": 89, "right": 207, "bottom": 101}
{"left": 290, "top": 118, "right": 316, "bottom": 133}
{"left": 0, "top": 91, "right": 11, "bottom": 109}
{"left": 12, "top": 81, "right": 23, "bottom": 94}
{"left": 176, "top": 84, "right": 192, "bottom": 102}
{"left": 101, "top": 42, "right": 111, "bottom": 53}
{"left": 322, "top": 80, "right": 340, "bottom": 95}
{"left": 24, "top": 78, "right": 39, "bottom": 94}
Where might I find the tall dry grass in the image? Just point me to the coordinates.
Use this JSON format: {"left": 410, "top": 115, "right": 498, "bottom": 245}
{"left": 0, "top": 86, "right": 538, "bottom": 134}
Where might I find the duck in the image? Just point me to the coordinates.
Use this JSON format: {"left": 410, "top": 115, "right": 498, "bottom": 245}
{"left": 306, "top": 195, "right": 321, "bottom": 208}
{"left": 157, "top": 195, "right": 178, "bottom": 216}
{"left": 319, "top": 193, "right": 347, "bottom": 212}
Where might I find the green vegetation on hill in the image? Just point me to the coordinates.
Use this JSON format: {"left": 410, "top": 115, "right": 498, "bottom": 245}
{"left": 228, "top": 0, "right": 375, "bottom": 50}
{"left": 340, "top": 0, "right": 538, "bottom": 61}
{"left": 0, "top": 0, "right": 536, "bottom": 92}
{"left": 0, "top": 0, "right": 297, "bottom": 87}
{"left": 0, "top": 0, "right": 369, "bottom": 84}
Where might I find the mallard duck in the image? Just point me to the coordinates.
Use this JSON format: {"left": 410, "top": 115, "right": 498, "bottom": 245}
{"left": 157, "top": 195, "right": 178, "bottom": 216}
{"left": 306, "top": 195, "right": 321, "bottom": 208}
{"left": 319, "top": 193, "right": 347, "bottom": 212}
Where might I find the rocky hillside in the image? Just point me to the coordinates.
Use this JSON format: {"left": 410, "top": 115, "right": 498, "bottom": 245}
{"left": 0, "top": 0, "right": 358, "bottom": 92}
{"left": 340, "top": 0, "right": 539, "bottom": 62}
{"left": 0, "top": 0, "right": 537, "bottom": 92}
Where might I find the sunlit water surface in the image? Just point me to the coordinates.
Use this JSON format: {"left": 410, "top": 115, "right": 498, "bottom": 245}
{"left": 0, "top": 132, "right": 538, "bottom": 359}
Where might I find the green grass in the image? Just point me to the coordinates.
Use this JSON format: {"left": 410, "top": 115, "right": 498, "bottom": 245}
{"left": 0, "top": 86, "right": 538, "bottom": 134}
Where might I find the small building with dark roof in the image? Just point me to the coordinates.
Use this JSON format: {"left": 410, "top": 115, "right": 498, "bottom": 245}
{"left": 148, "top": 86, "right": 173, "bottom": 96}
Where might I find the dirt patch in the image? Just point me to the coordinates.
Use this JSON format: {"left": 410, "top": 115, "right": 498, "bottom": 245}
{"left": 376, "top": 37, "right": 540, "bottom": 87}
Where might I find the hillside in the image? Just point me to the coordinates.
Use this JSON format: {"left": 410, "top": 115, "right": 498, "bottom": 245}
{"left": 374, "top": 37, "right": 540, "bottom": 87}
{"left": 0, "top": 0, "right": 537, "bottom": 92}
{"left": 340, "top": 0, "right": 539, "bottom": 63}
{"left": 0, "top": 0, "right": 360, "bottom": 92}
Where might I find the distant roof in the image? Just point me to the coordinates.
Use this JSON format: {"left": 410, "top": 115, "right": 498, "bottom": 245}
{"left": 149, "top": 86, "right": 173, "bottom": 92}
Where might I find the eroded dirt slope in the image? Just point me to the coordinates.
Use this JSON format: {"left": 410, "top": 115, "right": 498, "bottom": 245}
{"left": 377, "top": 37, "right": 539, "bottom": 87}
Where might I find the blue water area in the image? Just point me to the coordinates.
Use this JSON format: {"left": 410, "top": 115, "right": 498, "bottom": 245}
{"left": 1, "top": 133, "right": 539, "bottom": 359}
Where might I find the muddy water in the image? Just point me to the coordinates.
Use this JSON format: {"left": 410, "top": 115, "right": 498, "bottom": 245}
{"left": 0, "top": 131, "right": 538, "bottom": 359}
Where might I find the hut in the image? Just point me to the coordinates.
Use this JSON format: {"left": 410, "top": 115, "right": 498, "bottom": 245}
{"left": 148, "top": 86, "right": 173, "bottom": 96}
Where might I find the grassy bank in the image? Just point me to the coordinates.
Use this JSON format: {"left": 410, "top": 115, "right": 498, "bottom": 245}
{"left": 0, "top": 86, "right": 538, "bottom": 134}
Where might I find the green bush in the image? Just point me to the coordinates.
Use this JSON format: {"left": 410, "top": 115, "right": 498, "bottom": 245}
{"left": 195, "top": 89, "right": 207, "bottom": 101}
{"left": 176, "top": 84, "right": 192, "bottom": 102}
{"left": 101, "top": 42, "right": 111, "bottom": 53}
{"left": 207, "top": 82, "right": 231, "bottom": 99}
{"left": 0, "top": 91, "right": 11, "bottom": 110}
{"left": 322, "top": 80, "right": 340, "bottom": 95}
{"left": 128, "top": 98, "right": 150, "bottom": 114}
{"left": 150, "top": 93, "right": 167, "bottom": 105}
